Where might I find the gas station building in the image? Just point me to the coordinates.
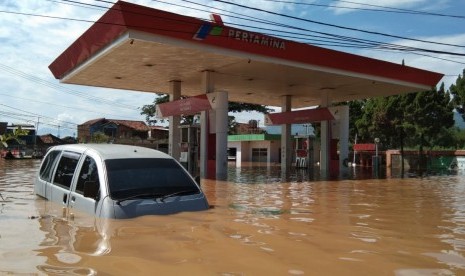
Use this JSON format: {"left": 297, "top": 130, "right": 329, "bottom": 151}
{"left": 49, "top": 1, "right": 443, "bottom": 180}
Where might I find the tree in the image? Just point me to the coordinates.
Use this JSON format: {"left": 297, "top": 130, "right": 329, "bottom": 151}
{"left": 405, "top": 84, "right": 454, "bottom": 150}
{"left": 91, "top": 131, "right": 109, "bottom": 143}
{"left": 348, "top": 100, "right": 365, "bottom": 143}
{"left": 450, "top": 68, "right": 465, "bottom": 120}
{"left": 355, "top": 96, "right": 399, "bottom": 147}
{"left": 354, "top": 86, "right": 454, "bottom": 150}
{"left": 0, "top": 126, "right": 29, "bottom": 149}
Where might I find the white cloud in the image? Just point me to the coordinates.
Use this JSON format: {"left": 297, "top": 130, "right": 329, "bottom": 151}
{"left": 330, "top": 0, "right": 431, "bottom": 15}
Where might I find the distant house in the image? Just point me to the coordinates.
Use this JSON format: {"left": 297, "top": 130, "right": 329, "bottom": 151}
{"left": 38, "top": 134, "right": 64, "bottom": 145}
{"left": 148, "top": 125, "right": 169, "bottom": 141}
{"left": 0, "top": 122, "right": 7, "bottom": 135}
{"left": 77, "top": 118, "right": 169, "bottom": 150}
{"left": 233, "top": 120, "right": 265, "bottom": 135}
{"left": 78, "top": 118, "right": 150, "bottom": 143}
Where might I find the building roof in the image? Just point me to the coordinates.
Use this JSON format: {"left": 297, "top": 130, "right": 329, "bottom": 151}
{"left": 39, "top": 134, "right": 63, "bottom": 144}
{"left": 49, "top": 1, "right": 443, "bottom": 109}
{"left": 80, "top": 118, "right": 105, "bottom": 126}
{"left": 150, "top": 126, "right": 168, "bottom": 131}
{"left": 80, "top": 118, "right": 149, "bottom": 132}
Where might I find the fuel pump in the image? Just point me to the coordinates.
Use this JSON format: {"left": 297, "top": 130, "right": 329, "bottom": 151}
{"left": 179, "top": 125, "right": 200, "bottom": 176}
{"left": 294, "top": 134, "right": 314, "bottom": 169}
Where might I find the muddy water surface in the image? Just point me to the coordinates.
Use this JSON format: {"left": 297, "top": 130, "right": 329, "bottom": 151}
{"left": 1, "top": 158, "right": 465, "bottom": 275}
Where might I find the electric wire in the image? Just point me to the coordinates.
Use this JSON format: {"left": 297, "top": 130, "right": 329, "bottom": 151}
{"left": 0, "top": 104, "right": 77, "bottom": 127}
{"left": 0, "top": 110, "right": 76, "bottom": 132}
{"left": 0, "top": 63, "right": 140, "bottom": 110}
{"left": 0, "top": 93, "right": 145, "bottom": 120}
{"left": 2, "top": 1, "right": 464, "bottom": 59}
{"left": 159, "top": 0, "right": 465, "bottom": 58}
{"left": 62, "top": 0, "right": 465, "bottom": 57}
{"left": 211, "top": 0, "right": 465, "bottom": 49}
{"left": 260, "top": 0, "right": 465, "bottom": 19}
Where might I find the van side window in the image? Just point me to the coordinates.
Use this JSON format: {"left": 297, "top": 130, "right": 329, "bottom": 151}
{"left": 39, "top": 150, "right": 61, "bottom": 182}
{"left": 53, "top": 151, "right": 81, "bottom": 190}
{"left": 76, "top": 156, "right": 100, "bottom": 195}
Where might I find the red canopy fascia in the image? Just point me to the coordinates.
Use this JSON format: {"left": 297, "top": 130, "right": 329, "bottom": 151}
{"left": 49, "top": 1, "right": 443, "bottom": 88}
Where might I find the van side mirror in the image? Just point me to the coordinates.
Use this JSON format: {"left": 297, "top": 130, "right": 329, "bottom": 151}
{"left": 83, "top": 181, "right": 99, "bottom": 199}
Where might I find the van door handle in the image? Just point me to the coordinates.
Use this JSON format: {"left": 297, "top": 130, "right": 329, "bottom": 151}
{"left": 63, "top": 194, "right": 68, "bottom": 203}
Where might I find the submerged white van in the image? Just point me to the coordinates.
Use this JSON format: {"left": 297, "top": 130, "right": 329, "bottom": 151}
{"left": 34, "top": 144, "right": 209, "bottom": 218}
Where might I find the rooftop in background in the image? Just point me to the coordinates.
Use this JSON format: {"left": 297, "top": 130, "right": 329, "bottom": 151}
{"left": 80, "top": 118, "right": 149, "bottom": 132}
{"left": 49, "top": 1, "right": 443, "bottom": 109}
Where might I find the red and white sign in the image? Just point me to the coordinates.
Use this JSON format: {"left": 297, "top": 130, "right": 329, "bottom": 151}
{"left": 353, "top": 144, "right": 376, "bottom": 151}
{"left": 156, "top": 94, "right": 216, "bottom": 118}
{"left": 264, "top": 107, "right": 335, "bottom": 126}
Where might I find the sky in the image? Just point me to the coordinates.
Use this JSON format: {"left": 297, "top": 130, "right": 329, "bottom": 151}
{"left": 0, "top": 0, "right": 464, "bottom": 138}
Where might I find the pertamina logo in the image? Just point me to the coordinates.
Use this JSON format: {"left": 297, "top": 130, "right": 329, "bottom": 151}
{"left": 193, "top": 14, "right": 286, "bottom": 50}
{"left": 193, "top": 23, "right": 224, "bottom": 40}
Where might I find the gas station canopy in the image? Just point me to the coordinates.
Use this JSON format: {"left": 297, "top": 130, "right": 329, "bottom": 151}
{"left": 49, "top": 1, "right": 443, "bottom": 108}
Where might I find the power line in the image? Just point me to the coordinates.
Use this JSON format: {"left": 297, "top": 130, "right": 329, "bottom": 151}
{"left": 261, "top": 0, "right": 465, "bottom": 19}
{"left": 211, "top": 0, "right": 465, "bottom": 49}
{"left": 169, "top": 0, "right": 465, "bottom": 59}
{"left": 2, "top": 1, "right": 464, "bottom": 60}
{"left": 0, "top": 93, "right": 145, "bottom": 120}
{"left": 0, "top": 104, "right": 78, "bottom": 127}
{"left": 0, "top": 63, "right": 140, "bottom": 110}
{"left": 0, "top": 111, "right": 76, "bottom": 131}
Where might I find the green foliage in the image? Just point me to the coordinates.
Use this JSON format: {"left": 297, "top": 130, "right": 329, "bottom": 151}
{"left": 228, "top": 102, "right": 272, "bottom": 113}
{"left": 450, "top": 69, "right": 465, "bottom": 120}
{"left": 0, "top": 126, "right": 29, "bottom": 148}
{"left": 348, "top": 100, "right": 365, "bottom": 143}
{"left": 353, "top": 84, "right": 454, "bottom": 150}
{"left": 228, "top": 116, "right": 238, "bottom": 134}
{"left": 91, "top": 131, "right": 109, "bottom": 143}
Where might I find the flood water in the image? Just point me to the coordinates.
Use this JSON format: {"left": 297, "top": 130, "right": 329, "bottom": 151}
{"left": 2, "top": 158, "right": 465, "bottom": 275}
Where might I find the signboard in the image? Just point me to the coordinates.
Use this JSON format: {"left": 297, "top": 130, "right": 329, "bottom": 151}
{"left": 264, "top": 107, "right": 336, "bottom": 126}
{"left": 353, "top": 144, "right": 376, "bottom": 151}
{"left": 156, "top": 94, "right": 217, "bottom": 118}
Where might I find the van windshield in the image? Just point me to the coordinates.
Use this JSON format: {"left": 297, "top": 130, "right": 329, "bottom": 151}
{"left": 105, "top": 158, "right": 200, "bottom": 200}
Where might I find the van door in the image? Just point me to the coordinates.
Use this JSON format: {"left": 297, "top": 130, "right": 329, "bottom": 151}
{"left": 69, "top": 155, "right": 102, "bottom": 216}
{"left": 50, "top": 151, "right": 82, "bottom": 208}
{"left": 35, "top": 150, "right": 61, "bottom": 198}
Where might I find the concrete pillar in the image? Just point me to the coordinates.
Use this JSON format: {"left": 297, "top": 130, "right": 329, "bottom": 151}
{"left": 200, "top": 71, "right": 214, "bottom": 179}
{"left": 338, "top": 105, "right": 349, "bottom": 174}
{"left": 320, "top": 92, "right": 330, "bottom": 177}
{"left": 281, "top": 95, "right": 292, "bottom": 172}
{"left": 215, "top": 91, "right": 228, "bottom": 180}
{"left": 168, "top": 80, "right": 181, "bottom": 161}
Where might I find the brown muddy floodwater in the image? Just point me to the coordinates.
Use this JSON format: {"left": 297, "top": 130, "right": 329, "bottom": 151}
{"left": 1, "top": 159, "right": 465, "bottom": 275}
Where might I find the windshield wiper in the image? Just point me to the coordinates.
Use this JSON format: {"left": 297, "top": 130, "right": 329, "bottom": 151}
{"left": 116, "top": 192, "right": 164, "bottom": 205}
{"left": 160, "top": 189, "right": 199, "bottom": 202}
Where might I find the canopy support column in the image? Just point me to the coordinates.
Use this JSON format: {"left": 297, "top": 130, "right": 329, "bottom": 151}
{"left": 281, "top": 95, "right": 292, "bottom": 172}
{"left": 200, "top": 71, "right": 214, "bottom": 179}
{"left": 215, "top": 91, "right": 228, "bottom": 180}
{"left": 339, "top": 105, "right": 349, "bottom": 175}
{"left": 320, "top": 92, "right": 331, "bottom": 178}
{"left": 168, "top": 80, "right": 181, "bottom": 161}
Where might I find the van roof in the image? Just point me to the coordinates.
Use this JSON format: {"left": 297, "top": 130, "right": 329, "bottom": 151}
{"left": 50, "top": 144, "right": 171, "bottom": 160}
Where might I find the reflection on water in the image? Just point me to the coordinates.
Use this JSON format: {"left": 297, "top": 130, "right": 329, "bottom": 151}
{"left": 2, "top": 158, "right": 465, "bottom": 274}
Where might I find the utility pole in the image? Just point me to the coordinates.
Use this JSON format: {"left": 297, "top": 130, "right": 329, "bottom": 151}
{"left": 34, "top": 117, "right": 40, "bottom": 150}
